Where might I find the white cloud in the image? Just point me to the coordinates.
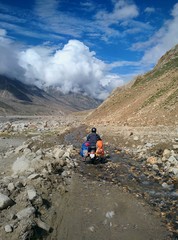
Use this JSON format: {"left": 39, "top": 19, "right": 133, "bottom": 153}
{"left": 80, "top": 1, "right": 96, "bottom": 11}
{"left": 0, "top": 0, "right": 146, "bottom": 45}
{"left": 140, "top": 3, "right": 178, "bottom": 66}
{"left": 0, "top": 37, "right": 124, "bottom": 100}
{"left": 0, "top": 28, "right": 7, "bottom": 37}
{"left": 171, "top": 2, "right": 178, "bottom": 17}
{"left": 19, "top": 40, "right": 125, "bottom": 99}
{"left": 95, "top": 0, "right": 139, "bottom": 24}
{"left": 34, "top": 0, "right": 59, "bottom": 19}
{"left": 33, "top": 0, "right": 140, "bottom": 41}
{"left": 0, "top": 33, "right": 24, "bottom": 79}
{"left": 144, "top": 7, "right": 155, "bottom": 14}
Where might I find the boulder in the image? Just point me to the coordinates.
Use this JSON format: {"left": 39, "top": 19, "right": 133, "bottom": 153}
{"left": 0, "top": 193, "right": 14, "bottom": 210}
{"left": 4, "top": 224, "right": 13, "bottom": 233}
{"left": 16, "top": 207, "right": 36, "bottom": 220}
{"left": 27, "top": 189, "right": 37, "bottom": 201}
{"left": 8, "top": 183, "right": 15, "bottom": 192}
{"left": 53, "top": 148, "right": 65, "bottom": 159}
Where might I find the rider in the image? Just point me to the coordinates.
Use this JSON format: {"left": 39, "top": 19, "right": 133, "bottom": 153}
{"left": 87, "top": 127, "right": 101, "bottom": 152}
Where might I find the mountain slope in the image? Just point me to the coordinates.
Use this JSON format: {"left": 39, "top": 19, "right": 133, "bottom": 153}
{"left": 86, "top": 44, "right": 178, "bottom": 126}
{"left": 0, "top": 76, "right": 101, "bottom": 115}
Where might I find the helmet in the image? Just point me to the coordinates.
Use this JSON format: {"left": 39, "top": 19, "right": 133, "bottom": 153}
{"left": 91, "top": 127, "right": 96, "bottom": 133}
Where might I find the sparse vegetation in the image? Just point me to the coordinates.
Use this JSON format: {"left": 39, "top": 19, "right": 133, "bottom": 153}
{"left": 162, "top": 87, "right": 178, "bottom": 106}
{"left": 142, "top": 77, "right": 178, "bottom": 108}
{"left": 87, "top": 44, "right": 178, "bottom": 126}
{"left": 133, "top": 46, "right": 178, "bottom": 87}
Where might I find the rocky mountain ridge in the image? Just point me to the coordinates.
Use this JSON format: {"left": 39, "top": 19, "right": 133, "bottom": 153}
{"left": 0, "top": 76, "right": 101, "bottom": 115}
{"left": 87, "top": 44, "right": 178, "bottom": 126}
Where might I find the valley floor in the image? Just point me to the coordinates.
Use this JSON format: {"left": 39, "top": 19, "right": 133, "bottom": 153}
{"left": 0, "top": 114, "right": 177, "bottom": 240}
{"left": 48, "top": 173, "right": 169, "bottom": 240}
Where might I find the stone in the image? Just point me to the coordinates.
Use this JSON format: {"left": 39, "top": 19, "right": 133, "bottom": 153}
{"left": 0, "top": 193, "right": 14, "bottom": 210}
{"left": 44, "top": 152, "right": 54, "bottom": 159}
{"left": 28, "top": 173, "right": 40, "bottom": 180}
{"left": 146, "top": 156, "right": 157, "bottom": 165}
{"left": 12, "top": 156, "right": 30, "bottom": 174}
{"left": 36, "top": 149, "right": 43, "bottom": 156}
{"left": 4, "top": 224, "right": 13, "bottom": 233}
{"left": 23, "top": 148, "right": 32, "bottom": 156}
{"left": 168, "top": 156, "right": 178, "bottom": 165}
{"left": 15, "top": 181, "right": 24, "bottom": 189}
{"left": 27, "top": 189, "right": 37, "bottom": 201}
{"left": 173, "top": 145, "right": 178, "bottom": 150}
{"left": 145, "top": 143, "right": 153, "bottom": 148}
{"left": 62, "top": 151, "right": 70, "bottom": 159}
{"left": 152, "top": 164, "right": 159, "bottom": 171}
{"left": 36, "top": 218, "right": 50, "bottom": 232}
{"left": 61, "top": 170, "right": 70, "bottom": 177}
{"left": 163, "top": 149, "right": 171, "bottom": 158}
{"left": 16, "top": 207, "right": 36, "bottom": 220}
{"left": 15, "top": 144, "right": 29, "bottom": 154}
{"left": 8, "top": 183, "right": 15, "bottom": 192}
{"left": 170, "top": 167, "right": 178, "bottom": 175}
{"left": 161, "top": 182, "right": 173, "bottom": 190}
{"left": 46, "top": 163, "right": 53, "bottom": 173}
{"left": 58, "top": 159, "right": 65, "bottom": 167}
{"left": 53, "top": 148, "right": 65, "bottom": 159}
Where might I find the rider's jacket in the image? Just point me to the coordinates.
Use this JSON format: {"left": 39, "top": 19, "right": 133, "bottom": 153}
{"left": 87, "top": 133, "right": 101, "bottom": 147}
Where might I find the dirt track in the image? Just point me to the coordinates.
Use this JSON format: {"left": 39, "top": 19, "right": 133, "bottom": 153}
{"left": 45, "top": 124, "right": 172, "bottom": 240}
{"left": 48, "top": 172, "right": 169, "bottom": 240}
{"left": 0, "top": 115, "right": 176, "bottom": 240}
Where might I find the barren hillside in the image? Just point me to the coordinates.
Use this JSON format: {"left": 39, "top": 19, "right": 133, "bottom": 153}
{"left": 86, "top": 44, "right": 178, "bottom": 126}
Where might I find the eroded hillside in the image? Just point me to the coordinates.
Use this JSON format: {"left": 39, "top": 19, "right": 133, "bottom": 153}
{"left": 87, "top": 44, "right": 178, "bottom": 126}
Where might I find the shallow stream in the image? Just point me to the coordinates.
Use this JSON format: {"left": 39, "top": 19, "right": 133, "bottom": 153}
{"left": 65, "top": 126, "right": 178, "bottom": 239}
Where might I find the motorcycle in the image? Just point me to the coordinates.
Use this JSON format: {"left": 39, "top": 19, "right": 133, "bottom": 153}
{"left": 85, "top": 147, "right": 105, "bottom": 164}
{"left": 80, "top": 140, "right": 106, "bottom": 164}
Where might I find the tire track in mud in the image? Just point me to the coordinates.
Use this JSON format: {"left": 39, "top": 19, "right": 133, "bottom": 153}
{"left": 48, "top": 173, "right": 169, "bottom": 240}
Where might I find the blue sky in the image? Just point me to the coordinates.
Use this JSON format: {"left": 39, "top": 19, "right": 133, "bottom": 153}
{"left": 0, "top": 0, "right": 178, "bottom": 99}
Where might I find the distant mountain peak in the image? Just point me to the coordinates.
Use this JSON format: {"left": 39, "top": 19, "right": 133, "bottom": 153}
{"left": 0, "top": 76, "right": 102, "bottom": 115}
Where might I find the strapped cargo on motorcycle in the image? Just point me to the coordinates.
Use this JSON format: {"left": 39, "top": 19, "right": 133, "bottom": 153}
{"left": 80, "top": 141, "right": 90, "bottom": 157}
{"left": 80, "top": 139, "right": 105, "bottom": 164}
{"left": 96, "top": 140, "right": 104, "bottom": 156}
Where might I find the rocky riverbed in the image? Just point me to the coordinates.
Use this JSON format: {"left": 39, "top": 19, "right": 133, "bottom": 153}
{"left": 0, "top": 115, "right": 177, "bottom": 239}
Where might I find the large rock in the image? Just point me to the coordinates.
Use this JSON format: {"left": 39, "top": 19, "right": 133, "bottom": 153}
{"left": 12, "top": 156, "right": 30, "bottom": 174}
{"left": 16, "top": 207, "right": 36, "bottom": 220}
{"left": 27, "top": 188, "right": 37, "bottom": 201}
{"left": 53, "top": 148, "right": 65, "bottom": 159}
{"left": 0, "top": 193, "right": 14, "bottom": 210}
{"left": 4, "top": 224, "right": 13, "bottom": 233}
